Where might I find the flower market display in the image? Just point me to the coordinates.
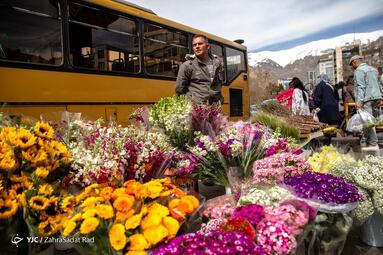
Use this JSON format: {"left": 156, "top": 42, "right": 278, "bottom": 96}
{"left": 1, "top": 96, "right": 382, "bottom": 255}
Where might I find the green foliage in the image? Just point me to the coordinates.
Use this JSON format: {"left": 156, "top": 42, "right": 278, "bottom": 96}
{"left": 251, "top": 111, "right": 300, "bottom": 140}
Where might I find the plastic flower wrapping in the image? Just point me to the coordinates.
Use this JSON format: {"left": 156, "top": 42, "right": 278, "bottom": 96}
{"left": 202, "top": 195, "right": 236, "bottom": 220}
{"left": 149, "top": 96, "right": 193, "bottom": 150}
{"left": 330, "top": 155, "right": 383, "bottom": 222}
{"left": 252, "top": 152, "right": 312, "bottom": 185}
{"left": 191, "top": 103, "right": 228, "bottom": 136}
{"left": 61, "top": 178, "right": 200, "bottom": 255}
{"left": 307, "top": 145, "right": 355, "bottom": 173}
{"left": 152, "top": 230, "right": 266, "bottom": 255}
{"left": 56, "top": 119, "right": 173, "bottom": 186}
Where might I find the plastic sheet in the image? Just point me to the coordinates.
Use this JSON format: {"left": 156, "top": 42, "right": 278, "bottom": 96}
{"left": 346, "top": 109, "right": 375, "bottom": 133}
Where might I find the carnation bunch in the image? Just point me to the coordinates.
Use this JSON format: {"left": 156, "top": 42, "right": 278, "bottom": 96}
{"left": 239, "top": 185, "right": 291, "bottom": 206}
{"left": 252, "top": 152, "right": 312, "bottom": 185}
{"left": 233, "top": 204, "right": 265, "bottom": 226}
{"left": 152, "top": 230, "right": 266, "bottom": 255}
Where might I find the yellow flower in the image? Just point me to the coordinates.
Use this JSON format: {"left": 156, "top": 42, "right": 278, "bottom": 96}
{"left": 125, "top": 213, "right": 143, "bottom": 230}
{"left": 29, "top": 196, "right": 49, "bottom": 211}
{"left": 147, "top": 203, "right": 169, "bottom": 217}
{"left": 0, "top": 127, "right": 16, "bottom": 141}
{"left": 80, "top": 217, "right": 99, "bottom": 235}
{"left": 115, "top": 209, "right": 135, "bottom": 224}
{"left": 0, "top": 153, "right": 18, "bottom": 171}
{"left": 82, "top": 208, "right": 98, "bottom": 219}
{"left": 31, "top": 149, "right": 49, "bottom": 165}
{"left": 96, "top": 204, "right": 114, "bottom": 219}
{"left": 39, "top": 184, "right": 54, "bottom": 196}
{"left": 143, "top": 224, "right": 168, "bottom": 245}
{"left": 162, "top": 216, "right": 180, "bottom": 239}
{"left": 34, "top": 122, "right": 54, "bottom": 139}
{"left": 182, "top": 195, "right": 200, "bottom": 210}
{"left": 113, "top": 196, "right": 135, "bottom": 212}
{"left": 109, "top": 224, "right": 127, "bottom": 251}
{"left": 11, "top": 128, "right": 36, "bottom": 149}
{"left": 125, "top": 251, "right": 147, "bottom": 255}
{"left": 35, "top": 166, "right": 50, "bottom": 179}
{"left": 63, "top": 220, "right": 77, "bottom": 237}
{"left": 71, "top": 213, "right": 83, "bottom": 222}
{"left": 0, "top": 199, "right": 18, "bottom": 219}
{"left": 143, "top": 181, "right": 163, "bottom": 199}
{"left": 38, "top": 220, "right": 59, "bottom": 237}
{"left": 112, "top": 187, "right": 129, "bottom": 200}
{"left": 129, "top": 234, "right": 149, "bottom": 251}
{"left": 81, "top": 197, "right": 99, "bottom": 210}
{"left": 100, "top": 186, "right": 114, "bottom": 201}
{"left": 0, "top": 141, "right": 12, "bottom": 157}
{"left": 140, "top": 213, "right": 162, "bottom": 230}
{"left": 21, "top": 146, "right": 38, "bottom": 162}
{"left": 61, "top": 195, "right": 76, "bottom": 213}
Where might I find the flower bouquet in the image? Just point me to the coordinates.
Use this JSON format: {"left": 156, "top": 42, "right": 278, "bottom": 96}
{"left": 252, "top": 152, "right": 312, "bottom": 185}
{"left": 61, "top": 178, "right": 200, "bottom": 255}
{"left": 284, "top": 172, "right": 364, "bottom": 213}
{"left": 152, "top": 230, "right": 266, "bottom": 255}
{"left": 239, "top": 185, "right": 292, "bottom": 206}
{"left": 201, "top": 194, "right": 236, "bottom": 221}
{"left": 149, "top": 96, "right": 193, "bottom": 150}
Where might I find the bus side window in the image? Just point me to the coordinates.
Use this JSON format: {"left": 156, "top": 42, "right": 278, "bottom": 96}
{"left": 225, "top": 47, "right": 246, "bottom": 83}
{"left": 143, "top": 23, "right": 189, "bottom": 77}
{"left": 68, "top": 2, "right": 140, "bottom": 73}
{"left": 0, "top": 0, "right": 62, "bottom": 65}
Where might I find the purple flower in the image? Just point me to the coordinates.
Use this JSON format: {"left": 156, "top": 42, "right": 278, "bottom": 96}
{"left": 284, "top": 172, "right": 364, "bottom": 204}
{"left": 233, "top": 204, "right": 265, "bottom": 227}
{"left": 152, "top": 231, "right": 266, "bottom": 255}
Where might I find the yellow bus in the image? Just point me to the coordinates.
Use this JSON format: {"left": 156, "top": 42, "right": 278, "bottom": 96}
{"left": 0, "top": 0, "right": 249, "bottom": 125}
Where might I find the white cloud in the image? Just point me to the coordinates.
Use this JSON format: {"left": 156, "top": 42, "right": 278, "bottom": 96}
{"left": 125, "top": 0, "right": 383, "bottom": 50}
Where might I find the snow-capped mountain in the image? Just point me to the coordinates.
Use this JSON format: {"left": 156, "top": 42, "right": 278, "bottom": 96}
{"left": 248, "top": 30, "right": 383, "bottom": 67}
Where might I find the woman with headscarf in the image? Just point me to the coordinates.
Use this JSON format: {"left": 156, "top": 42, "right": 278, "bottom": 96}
{"left": 290, "top": 77, "right": 310, "bottom": 115}
{"left": 313, "top": 74, "right": 339, "bottom": 125}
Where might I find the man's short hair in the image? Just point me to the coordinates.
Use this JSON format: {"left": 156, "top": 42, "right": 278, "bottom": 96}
{"left": 192, "top": 34, "right": 209, "bottom": 43}
{"left": 349, "top": 55, "right": 363, "bottom": 65}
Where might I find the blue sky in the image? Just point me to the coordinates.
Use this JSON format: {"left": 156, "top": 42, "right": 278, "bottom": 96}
{"left": 128, "top": 0, "right": 383, "bottom": 52}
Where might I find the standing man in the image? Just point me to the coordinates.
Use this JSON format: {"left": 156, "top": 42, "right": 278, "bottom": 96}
{"left": 350, "top": 55, "right": 382, "bottom": 151}
{"left": 175, "top": 34, "right": 224, "bottom": 104}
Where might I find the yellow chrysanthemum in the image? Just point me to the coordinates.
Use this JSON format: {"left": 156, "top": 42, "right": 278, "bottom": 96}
{"left": 99, "top": 186, "right": 114, "bottom": 201}
{"left": 96, "top": 204, "right": 114, "bottom": 220}
{"left": 63, "top": 220, "right": 77, "bottom": 237}
{"left": 129, "top": 234, "right": 149, "bottom": 251}
{"left": 61, "top": 195, "right": 76, "bottom": 213}
{"left": 81, "top": 197, "right": 99, "bottom": 210}
{"left": 80, "top": 217, "right": 99, "bottom": 235}
{"left": 143, "top": 181, "right": 163, "bottom": 199}
{"left": 109, "top": 224, "right": 127, "bottom": 251}
{"left": 38, "top": 220, "right": 59, "bottom": 237}
{"left": 29, "top": 196, "right": 49, "bottom": 211}
{"left": 115, "top": 209, "right": 135, "bottom": 224}
{"left": 147, "top": 203, "right": 169, "bottom": 217}
{"left": 125, "top": 213, "right": 143, "bottom": 230}
{"left": 82, "top": 208, "right": 98, "bottom": 219}
{"left": 0, "top": 199, "right": 18, "bottom": 219}
{"left": 143, "top": 224, "right": 168, "bottom": 245}
{"left": 141, "top": 213, "right": 162, "bottom": 230}
{"left": 38, "top": 184, "right": 54, "bottom": 196}
{"left": 162, "top": 216, "right": 180, "bottom": 239}
{"left": 11, "top": 128, "right": 36, "bottom": 149}
{"left": 112, "top": 187, "right": 129, "bottom": 201}
{"left": 71, "top": 213, "right": 83, "bottom": 222}
{"left": 0, "top": 153, "right": 18, "bottom": 171}
{"left": 35, "top": 166, "right": 50, "bottom": 179}
{"left": 34, "top": 122, "right": 54, "bottom": 139}
{"left": 125, "top": 251, "right": 147, "bottom": 255}
{"left": 113, "top": 196, "right": 135, "bottom": 213}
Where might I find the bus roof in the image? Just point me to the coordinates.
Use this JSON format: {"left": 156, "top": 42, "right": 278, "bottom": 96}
{"left": 86, "top": 0, "right": 247, "bottom": 50}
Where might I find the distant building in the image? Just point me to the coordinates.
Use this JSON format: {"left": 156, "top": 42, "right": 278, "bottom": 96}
{"left": 334, "top": 39, "right": 362, "bottom": 83}
{"left": 315, "top": 49, "right": 335, "bottom": 84}
{"left": 307, "top": 71, "right": 316, "bottom": 88}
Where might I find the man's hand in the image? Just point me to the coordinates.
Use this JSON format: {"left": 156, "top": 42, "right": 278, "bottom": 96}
{"left": 356, "top": 102, "right": 363, "bottom": 109}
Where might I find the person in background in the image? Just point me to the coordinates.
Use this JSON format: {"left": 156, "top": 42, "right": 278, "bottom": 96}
{"left": 313, "top": 74, "right": 339, "bottom": 125}
{"left": 290, "top": 77, "right": 310, "bottom": 115}
{"left": 276, "top": 83, "right": 294, "bottom": 110}
{"left": 350, "top": 55, "right": 382, "bottom": 151}
{"left": 343, "top": 75, "right": 355, "bottom": 103}
{"left": 175, "top": 34, "right": 224, "bottom": 105}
